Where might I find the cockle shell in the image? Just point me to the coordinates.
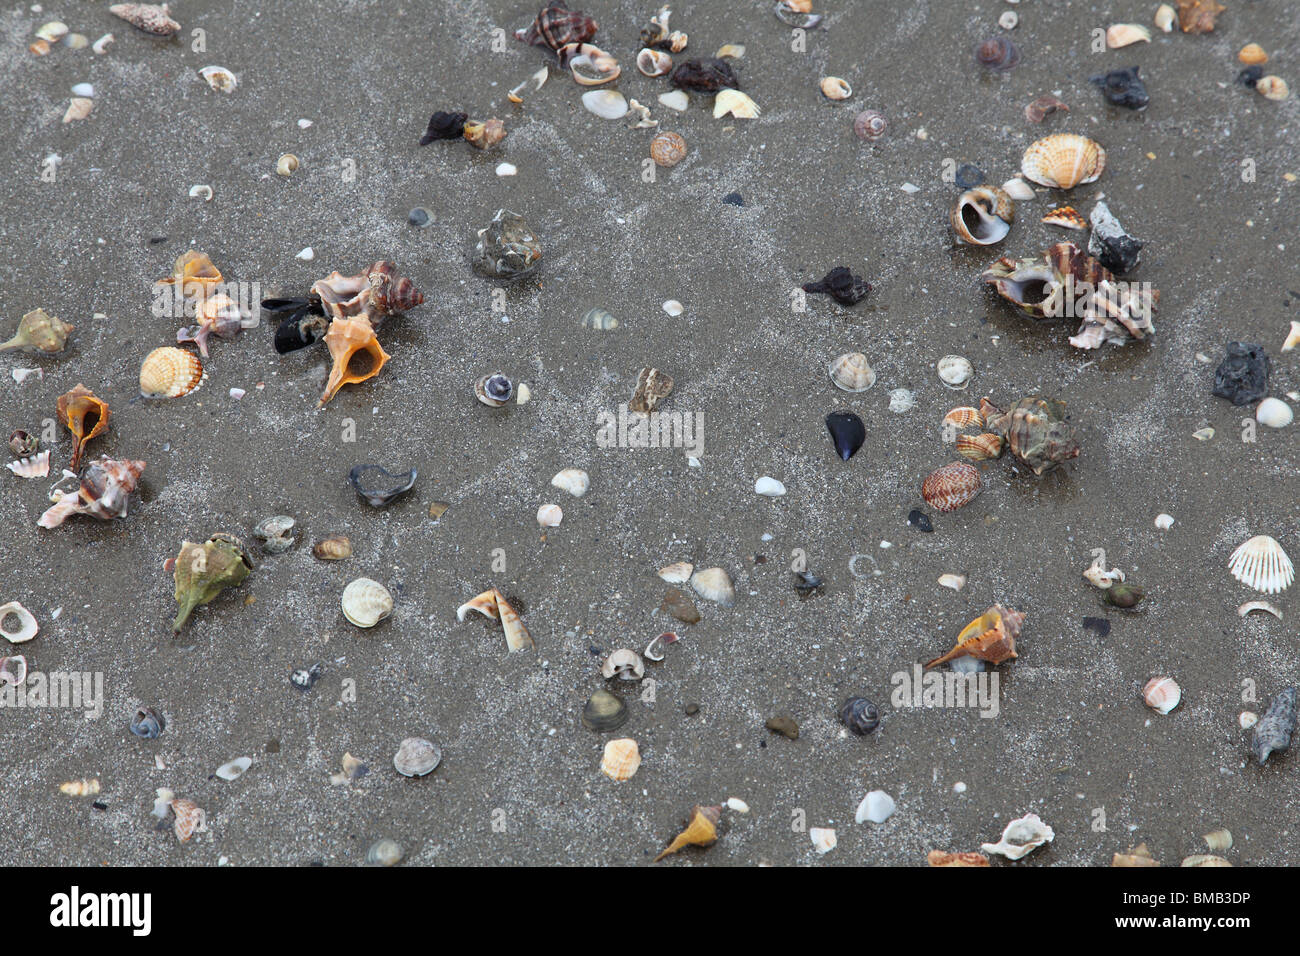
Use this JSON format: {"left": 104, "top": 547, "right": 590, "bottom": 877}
{"left": 921, "top": 461, "right": 981, "bottom": 513}
{"left": 0, "top": 308, "right": 74, "bottom": 353}
{"left": 1154, "top": 4, "right": 1176, "bottom": 31}
{"left": 1256, "top": 398, "right": 1292, "bottom": 428}
{"left": 171, "top": 533, "right": 253, "bottom": 632}
{"left": 170, "top": 799, "right": 206, "bottom": 843}
{"left": 1228, "top": 535, "right": 1293, "bottom": 594}
{"left": 155, "top": 250, "right": 223, "bottom": 297}
{"left": 926, "top": 604, "right": 1023, "bottom": 668}
{"left": 140, "top": 347, "right": 205, "bottom": 399}
{"left": 1021, "top": 134, "right": 1107, "bottom": 189}
{"left": 980, "top": 813, "right": 1054, "bottom": 860}
{"left": 951, "top": 186, "right": 1014, "bottom": 245}
{"left": 637, "top": 48, "right": 673, "bottom": 76}
{"left": 456, "top": 588, "right": 534, "bottom": 652}
{"left": 341, "top": 578, "right": 393, "bottom": 628}
{"left": 551, "top": 467, "right": 590, "bottom": 497}
{"left": 0, "top": 602, "right": 38, "bottom": 644}
{"left": 1142, "top": 676, "right": 1181, "bottom": 714}
{"left": 654, "top": 804, "right": 721, "bottom": 862}
{"left": 943, "top": 406, "right": 984, "bottom": 429}
{"left": 691, "top": 567, "right": 735, "bottom": 606}
{"left": 954, "top": 433, "right": 1004, "bottom": 461}
{"left": 110, "top": 3, "right": 180, "bottom": 36}
{"left": 937, "top": 355, "right": 973, "bottom": 389}
{"left": 7, "top": 450, "right": 50, "bottom": 479}
{"left": 37, "top": 457, "right": 145, "bottom": 529}
{"left": 319, "top": 317, "right": 389, "bottom": 406}
{"left": 600, "top": 738, "right": 641, "bottom": 781}
{"left": 57, "top": 384, "right": 110, "bottom": 471}
{"left": 713, "top": 88, "right": 761, "bottom": 119}
{"left": 829, "top": 352, "right": 875, "bottom": 391}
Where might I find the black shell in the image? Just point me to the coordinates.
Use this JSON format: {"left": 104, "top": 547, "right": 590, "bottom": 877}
{"left": 1089, "top": 66, "right": 1149, "bottom": 110}
{"left": 1212, "top": 342, "right": 1271, "bottom": 406}
{"left": 419, "top": 110, "right": 468, "bottom": 145}
{"left": 825, "top": 411, "right": 866, "bottom": 461}
{"left": 670, "top": 57, "right": 739, "bottom": 92}
{"left": 840, "top": 696, "right": 880, "bottom": 735}
{"left": 349, "top": 464, "right": 417, "bottom": 508}
{"left": 803, "top": 266, "right": 871, "bottom": 306}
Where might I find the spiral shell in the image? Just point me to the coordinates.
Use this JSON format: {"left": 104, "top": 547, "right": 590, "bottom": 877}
{"left": 341, "top": 577, "right": 393, "bottom": 628}
{"left": 839, "top": 696, "right": 880, "bottom": 735}
{"left": 854, "top": 109, "right": 886, "bottom": 141}
{"left": 1021, "top": 133, "right": 1106, "bottom": 189}
{"left": 974, "top": 35, "right": 1020, "bottom": 71}
{"left": 650, "top": 131, "right": 687, "bottom": 167}
{"left": 637, "top": 48, "right": 673, "bottom": 76}
{"left": 828, "top": 352, "right": 875, "bottom": 392}
{"left": 600, "top": 738, "right": 641, "bottom": 781}
{"left": 951, "top": 186, "right": 1014, "bottom": 245}
{"left": 140, "top": 347, "right": 204, "bottom": 398}
{"left": 921, "top": 461, "right": 982, "bottom": 513}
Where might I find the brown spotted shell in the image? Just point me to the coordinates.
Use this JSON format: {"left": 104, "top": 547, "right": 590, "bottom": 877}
{"left": 921, "top": 461, "right": 982, "bottom": 513}
{"left": 650, "top": 131, "right": 687, "bottom": 167}
{"left": 139, "top": 347, "right": 204, "bottom": 399}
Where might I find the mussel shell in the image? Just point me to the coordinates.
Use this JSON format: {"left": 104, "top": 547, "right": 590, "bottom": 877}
{"left": 272, "top": 310, "right": 328, "bottom": 354}
{"left": 393, "top": 737, "right": 442, "bottom": 777}
{"left": 582, "top": 689, "right": 629, "bottom": 732}
{"left": 840, "top": 696, "right": 880, "bottom": 735}
{"left": 825, "top": 411, "right": 866, "bottom": 461}
{"left": 349, "top": 464, "right": 416, "bottom": 507}
{"left": 129, "top": 706, "right": 166, "bottom": 739}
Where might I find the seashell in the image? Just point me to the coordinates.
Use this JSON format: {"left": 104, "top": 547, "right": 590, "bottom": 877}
{"left": 810, "top": 827, "right": 837, "bottom": 854}
{"left": 156, "top": 250, "right": 223, "bottom": 297}
{"left": 1153, "top": 513, "right": 1175, "bottom": 530}
{"left": 1241, "top": 711, "right": 1259, "bottom": 729}
{"left": 7, "top": 450, "right": 50, "bottom": 479}
{"left": 655, "top": 804, "right": 721, "bottom": 862}
{"left": 983, "top": 396, "right": 1080, "bottom": 475}
{"left": 691, "top": 567, "right": 735, "bottom": 607}
{"left": 889, "top": 389, "right": 917, "bottom": 413}
{"left": 1024, "top": 93, "right": 1069, "bottom": 124}
{"left": 820, "top": 77, "right": 851, "bottom": 100}
{"left": 1238, "top": 599, "right": 1282, "bottom": 620}
{"left": 1107, "top": 24, "right": 1151, "bottom": 47}
{"left": 658, "top": 90, "right": 689, "bottom": 112}
{"left": 637, "top": 48, "right": 673, "bottom": 77}
{"left": 189, "top": 184, "right": 213, "bottom": 201}
{"left": 177, "top": 292, "right": 244, "bottom": 357}
{"left": 943, "top": 406, "right": 984, "bottom": 429}
{"left": 171, "top": 799, "right": 206, "bottom": 844}
{"left": 1090, "top": 66, "right": 1149, "bottom": 110}
{"left": 853, "top": 109, "right": 887, "bottom": 142}
{"left": 275, "top": 153, "right": 299, "bottom": 176}
{"left": 1281, "top": 321, "right": 1300, "bottom": 353}
{"left": 215, "top": 756, "right": 252, "bottom": 781}
{"left": 515, "top": 1, "right": 598, "bottom": 52}
{"left": 36, "top": 21, "right": 69, "bottom": 42}
{"left": 644, "top": 631, "right": 676, "bottom": 662}
{"left": 515, "top": 384, "right": 532, "bottom": 405}
{"left": 1111, "top": 843, "right": 1159, "bottom": 867}
{"left": 662, "top": 299, "right": 684, "bottom": 316}
{"left": 1154, "top": 4, "right": 1175, "bottom": 31}
{"left": 1257, "top": 76, "right": 1290, "bottom": 101}
{"left": 1, "top": 308, "right": 73, "bottom": 354}
{"left": 922, "top": 462, "right": 981, "bottom": 513}
{"left": 582, "top": 89, "right": 628, "bottom": 119}
{"left": 670, "top": 57, "right": 738, "bottom": 93}
{"left": 38, "top": 456, "right": 145, "bottom": 529}
{"left": 938, "top": 573, "right": 967, "bottom": 591}
{"left": 1001, "top": 178, "right": 1036, "bottom": 202}
{"left": 658, "top": 561, "right": 693, "bottom": 584}
{"left": 110, "top": 3, "right": 181, "bottom": 36}
{"left": 926, "top": 604, "right": 1023, "bottom": 668}
{"left": 1176, "top": 0, "right": 1225, "bottom": 34}
{"left": 393, "top": 737, "right": 441, "bottom": 777}
{"left": 662, "top": 588, "right": 701, "bottom": 624}
{"left": 419, "top": 110, "right": 468, "bottom": 144}
{"left": 803, "top": 266, "right": 871, "bottom": 305}
{"left": 198, "top": 65, "right": 237, "bottom": 92}
{"left": 140, "top": 347, "right": 205, "bottom": 399}
{"left": 581, "top": 307, "right": 618, "bottom": 331}
{"left": 951, "top": 186, "right": 1014, "bottom": 245}
{"left": 928, "top": 850, "right": 991, "bottom": 867}
{"left": 150, "top": 788, "right": 175, "bottom": 818}
{"left": 954, "top": 433, "right": 1004, "bottom": 461}
{"left": 130, "top": 706, "right": 166, "bottom": 738}
{"left": 12, "top": 368, "right": 41, "bottom": 384}
{"left": 1102, "top": 582, "right": 1144, "bottom": 609}
{"left": 1251, "top": 687, "right": 1296, "bottom": 765}
{"left": 650, "top": 131, "right": 687, "bottom": 167}
{"left": 342, "top": 578, "right": 393, "bottom": 628}
{"left": 537, "top": 503, "right": 563, "bottom": 527}
{"left": 312, "top": 535, "right": 352, "bottom": 562}
{"left": 56, "top": 385, "right": 110, "bottom": 472}
{"left": 1203, "top": 828, "right": 1233, "bottom": 853}
{"left": 974, "top": 35, "right": 1020, "bottom": 72}
{"left": 981, "top": 813, "right": 1054, "bottom": 860}
{"left": 840, "top": 697, "right": 880, "bottom": 735}
{"left": 551, "top": 467, "right": 590, "bottom": 498}
{"left": 318, "top": 317, "right": 389, "bottom": 406}
{"left": 1182, "top": 854, "right": 1232, "bottom": 867}
{"left": 349, "top": 464, "right": 416, "bottom": 507}
{"left": 825, "top": 411, "right": 866, "bottom": 461}
{"left": 774, "top": 0, "right": 822, "bottom": 29}
{"left": 563, "top": 43, "right": 620, "bottom": 85}
{"left": 29, "top": 39, "right": 50, "bottom": 56}
{"left": 582, "top": 689, "right": 628, "bottom": 732}
{"left": 713, "top": 88, "right": 761, "bottom": 119}
{"left": 367, "top": 839, "right": 404, "bottom": 866}
{"left": 253, "top": 515, "right": 296, "bottom": 554}
{"left": 0, "top": 654, "right": 27, "bottom": 688}
{"left": 457, "top": 588, "right": 534, "bottom": 652}
{"left": 59, "top": 779, "right": 101, "bottom": 797}
{"left": 1142, "top": 676, "right": 1181, "bottom": 714}
{"left": 474, "top": 209, "right": 542, "bottom": 280}
{"left": 937, "top": 355, "right": 973, "bottom": 389}
{"left": 474, "top": 373, "right": 514, "bottom": 408}
{"left": 630, "top": 367, "right": 674, "bottom": 415}
{"left": 1021, "top": 134, "right": 1106, "bottom": 189}
{"left": 1228, "top": 535, "right": 1293, "bottom": 594}
{"left": 1087, "top": 201, "right": 1143, "bottom": 274}
{"left": 463, "top": 117, "right": 507, "bottom": 149}
{"left": 0, "top": 602, "right": 38, "bottom": 644}
{"left": 826, "top": 352, "right": 875, "bottom": 392}
{"left": 855, "top": 790, "right": 896, "bottom": 824}
{"left": 171, "top": 534, "right": 253, "bottom": 631}
{"left": 600, "top": 738, "right": 641, "bottom": 781}
{"left": 1042, "top": 206, "right": 1086, "bottom": 230}
{"left": 8, "top": 431, "right": 37, "bottom": 457}
{"left": 1256, "top": 397, "right": 1292, "bottom": 428}
{"left": 328, "top": 752, "right": 367, "bottom": 785}
{"left": 755, "top": 476, "right": 786, "bottom": 497}
{"left": 1238, "top": 43, "right": 1267, "bottom": 66}
{"left": 93, "top": 33, "right": 115, "bottom": 54}
{"left": 998, "top": 11, "right": 1018, "bottom": 29}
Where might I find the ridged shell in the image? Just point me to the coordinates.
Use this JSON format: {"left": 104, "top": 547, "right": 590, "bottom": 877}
{"left": 854, "top": 109, "right": 886, "bottom": 141}
{"left": 393, "top": 737, "right": 441, "bottom": 776}
{"left": 600, "top": 738, "right": 641, "bottom": 781}
{"left": 713, "top": 88, "right": 761, "bottom": 119}
{"left": 943, "top": 406, "right": 985, "bottom": 428}
{"left": 955, "top": 433, "right": 1004, "bottom": 461}
{"left": 1021, "top": 134, "right": 1107, "bottom": 189}
{"left": 140, "top": 347, "right": 204, "bottom": 398}
{"left": 691, "top": 567, "right": 735, "bottom": 606}
{"left": 828, "top": 352, "right": 875, "bottom": 392}
{"left": 921, "top": 462, "right": 982, "bottom": 513}
{"left": 1042, "top": 205, "right": 1087, "bottom": 230}
{"left": 950, "top": 187, "right": 1014, "bottom": 245}
{"left": 312, "top": 535, "right": 352, "bottom": 560}
{"left": 341, "top": 577, "right": 393, "bottom": 627}
{"left": 1142, "top": 676, "right": 1181, "bottom": 714}
{"left": 1228, "top": 535, "right": 1294, "bottom": 594}
{"left": 171, "top": 798, "right": 205, "bottom": 843}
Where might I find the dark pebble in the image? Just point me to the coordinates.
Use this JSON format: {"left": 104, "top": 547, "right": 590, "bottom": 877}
{"left": 954, "top": 163, "right": 984, "bottom": 189}
{"left": 685, "top": 703, "right": 700, "bottom": 716}
{"left": 1212, "top": 342, "right": 1271, "bottom": 406}
{"left": 1082, "top": 616, "right": 1111, "bottom": 637}
{"left": 908, "top": 509, "right": 934, "bottom": 533}
{"left": 722, "top": 192, "right": 744, "bottom": 206}
{"left": 1237, "top": 65, "right": 1264, "bottom": 88}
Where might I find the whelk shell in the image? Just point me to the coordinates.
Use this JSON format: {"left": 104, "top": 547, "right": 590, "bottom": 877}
{"left": 926, "top": 604, "right": 1023, "bottom": 668}
{"left": 1021, "top": 133, "right": 1106, "bottom": 190}
{"left": 38, "top": 457, "right": 145, "bottom": 530}
{"left": 320, "top": 317, "right": 389, "bottom": 406}
{"left": 713, "top": 89, "right": 761, "bottom": 119}
{"left": 600, "top": 738, "right": 641, "bottom": 781}
{"left": 0, "top": 602, "right": 38, "bottom": 644}
{"left": 1227, "top": 535, "right": 1293, "bottom": 594}
{"left": 951, "top": 186, "right": 1014, "bottom": 245}
{"left": 828, "top": 352, "right": 875, "bottom": 392}
{"left": 690, "top": 567, "right": 735, "bottom": 606}
{"left": 0, "top": 308, "right": 73, "bottom": 354}
{"left": 820, "top": 76, "right": 851, "bottom": 100}
{"left": 341, "top": 578, "right": 393, "bottom": 628}
{"left": 1142, "top": 676, "right": 1181, "bottom": 714}
{"left": 654, "top": 804, "right": 721, "bottom": 862}
{"left": 140, "top": 347, "right": 205, "bottom": 399}
{"left": 981, "top": 813, "right": 1054, "bottom": 861}
{"left": 170, "top": 535, "right": 253, "bottom": 632}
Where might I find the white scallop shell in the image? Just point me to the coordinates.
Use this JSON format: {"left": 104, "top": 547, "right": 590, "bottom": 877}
{"left": 341, "top": 577, "right": 394, "bottom": 627}
{"left": 713, "top": 88, "right": 761, "bottom": 119}
{"left": 1256, "top": 397, "right": 1292, "bottom": 428}
{"left": 690, "top": 567, "right": 735, "bottom": 606}
{"left": 1228, "top": 536, "right": 1293, "bottom": 594}
{"left": 550, "top": 467, "right": 590, "bottom": 498}
{"left": 0, "top": 601, "right": 38, "bottom": 644}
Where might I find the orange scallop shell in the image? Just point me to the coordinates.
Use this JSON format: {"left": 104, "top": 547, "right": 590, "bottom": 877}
{"left": 140, "top": 347, "right": 205, "bottom": 398}
{"left": 921, "top": 461, "right": 982, "bottom": 513}
{"left": 955, "top": 433, "right": 1004, "bottom": 461}
{"left": 943, "top": 406, "right": 985, "bottom": 428}
{"left": 56, "top": 384, "right": 110, "bottom": 471}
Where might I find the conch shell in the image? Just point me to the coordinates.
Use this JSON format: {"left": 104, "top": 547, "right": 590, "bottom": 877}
{"left": 171, "top": 533, "right": 254, "bottom": 632}
{"left": 37, "top": 456, "right": 145, "bottom": 529}
{"left": 654, "top": 804, "right": 721, "bottom": 862}
{"left": 926, "top": 604, "right": 1024, "bottom": 668}
{"left": 456, "top": 588, "right": 534, "bottom": 652}
{"left": 155, "top": 250, "right": 223, "bottom": 297}
{"left": 319, "top": 317, "right": 390, "bottom": 407}
{"left": 976, "top": 395, "right": 1081, "bottom": 475}
{"left": 56, "top": 384, "right": 110, "bottom": 471}
{"left": 0, "top": 308, "right": 74, "bottom": 353}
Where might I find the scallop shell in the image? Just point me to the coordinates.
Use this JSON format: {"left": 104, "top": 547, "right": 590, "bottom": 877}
{"left": 828, "top": 352, "right": 875, "bottom": 392}
{"left": 582, "top": 89, "right": 628, "bottom": 119}
{"left": 139, "top": 347, "right": 204, "bottom": 399}
{"left": 637, "top": 48, "right": 673, "bottom": 76}
{"left": 951, "top": 186, "right": 1014, "bottom": 245}
{"left": 1142, "top": 676, "right": 1181, "bottom": 714}
{"left": 7, "top": 450, "right": 50, "bottom": 479}
{"left": 536, "top": 503, "right": 563, "bottom": 527}
{"left": 820, "top": 76, "right": 851, "bottom": 100}
{"left": 921, "top": 462, "right": 982, "bottom": 513}
{"left": 1227, "top": 535, "right": 1293, "bottom": 594}
{"left": 0, "top": 602, "right": 38, "bottom": 644}
{"left": 690, "top": 567, "right": 735, "bottom": 606}
{"left": 955, "top": 433, "right": 1004, "bottom": 461}
{"left": 937, "top": 354, "right": 974, "bottom": 389}
{"left": 341, "top": 577, "right": 393, "bottom": 628}
{"left": 600, "top": 738, "right": 641, "bottom": 781}
{"left": 551, "top": 467, "right": 590, "bottom": 497}
{"left": 1256, "top": 398, "right": 1292, "bottom": 428}
{"left": 713, "top": 88, "right": 761, "bottom": 119}
{"left": 1021, "top": 134, "right": 1107, "bottom": 189}
{"left": 943, "top": 406, "right": 985, "bottom": 428}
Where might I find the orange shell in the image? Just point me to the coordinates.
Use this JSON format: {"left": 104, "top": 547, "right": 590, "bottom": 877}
{"left": 921, "top": 461, "right": 982, "bottom": 513}
{"left": 171, "top": 798, "right": 205, "bottom": 843}
{"left": 1238, "top": 43, "right": 1267, "bottom": 66}
{"left": 955, "top": 433, "right": 1004, "bottom": 461}
{"left": 140, "top": 347, "right": 205, "bottom": 399}
{"left": 1021, "top": 134, "right": 1106, "bottom": 190}
{"left": 654, "top": 804, "right": 721, "bottom": 862}
{"left": 943, "top": 406, "right": 985, "bottom": 429}
{"left": 56, "top": 384, "right": 110, "bottom": 471}
{"left": 600, "top": 738, "right": 641, "bottom": 781}
{"left": 1042, "top": 205, "right": 1087, "bottom": 230}
{"left": 156, "top": 251, "right": 223, "bottom": 297}
{"left": 926, "top": 604, "right": 1024, "bottom": 669}
{"left": 927, "top": 850, "right": 991, "bottom": 867}
{"left": 319, "top": 317, "right": 390, "bottom": 406}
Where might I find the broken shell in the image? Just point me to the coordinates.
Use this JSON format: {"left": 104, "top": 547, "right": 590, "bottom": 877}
{"left": 59, "top": 779, "right": 101, "bottom": 797}
{"left": 1228, "top": 535, "right": 1293, "bottom": 594}
{"left": 582, "top": 689, "right": 629, "bottom": 732}
{"left": 1282, "top": 321, "right": 1300, "bottom": 353}
{"left": 855, "top": 790, "right": 896, "bottom": 824}
{"left": 1251, "top": 687, "right": 1296, "bottom": 765}
{"left": 658, "top": 90, "right": 689, "bottom": 112}
{"left": 1142, "top": 676, "right": 1181, "bottom": 715}
{"left": 130, "top": 707, "right": 165, "bottom": 738}
{"left": 1001, "top": 177, "right": 1036, "bottom": 201}
{"left": 456, "top": 588, "right": 533, "bottom": 652}
{"left": 1238, "top": 43, "right": 1267, "bottom": 66}
{"left": 810, "top": 827, "right": 837, "bottom": 854}
{"left": 275, "top": 153, "right": 299, "bottom": 176}
{"left": 938, "top": 573, "right": 967, "bottom": 591}
{"left": 654, "top": 804, "right": 721, "bottom": 862}
{"left": 171, "top": 799, "right": 206, "bottom": 843}
{"left": 40, "top": 458, "right": 144, "bottom": 529}
{"left": 1107, "top": 23, "right": 1151, "bottom": 47}
{"left": 463, "top": 117, "right": 507, "bottom": 149}
{"left": 921, "top": 462, "right": 982, "bottom": 513}
{"left": 1182, "top": 854, "right": 1232, "bottom": 867}
{"left": 713, "top": 88, "right": 761, "bottom": 119}
{"left": 637, "top": 48, "right": 673, "bottom": 76}
{"left": 981, "top": 813, "right": 1054, "bottom": 860}
{"left": 650, "top": 131, "right": 687, "bottom": 167}
{"left": 474, "top": 209, "right": 542, "bottom": 280}
{"left": 951, "top": 186, "right": 1014, "bottom": 245}
{"left": 690, "top": 567, "right": 735, "bottom": 606}
{"left": 828, "top": 352, "right": 875, "bottom": 392}
{"left": 312, "top": 535, "right": 352, "bottom": 561}
{"left": 1154, "top": 513, "right": 1174, "bottom": 529}
{"left": 393, "top": 737, "right": 441, "bottom": 777}
{"left": 853, "top": 109, "right": 887, "bottom": 142}
{"left": 564, "top": 43, "right": 620, "bottom": 85}
{"left": 1256, "top": 397, "right": 1292, "bottom": 428}
{"left": 140, "top": 347, "right": 205, "bottom": 399}
{"left": 1177, "top": 0, "right": 1226, "bottom": 33}
{"left": 889, "top": 389, "right": 917, "bottom": 413}
{"left": 348, "top": 464, "right": 416, "bottom": 508}
{"left": 1203, "top": 828, "right": 1233, "bottom": 853}
{"left": 0, "top": 308, "right": 74, "bottom": 354}
{"left": 36, "top": 21, "right": 69, "bottom": 43}
{"left": 928, "top": 850, "right": 991, "bottom": 867}
{"left": 341, "top": 578, "right": 393, "bottom": 628}
{"left": 551, "top": 467, "right": 590, "bottom": 498}
{"left": 110, "top": 3, "right": 180, "bottom": 35}
{"left": 93, "top": 33, "right": 115, "bottom": 54}
{"left": 7, "top": 450, "right": 50, "bottom": 479}
{"left": 156, "top": 250, "right": 223, "bottom": 297}
{"left": 0, "top": 654, "right": 27, "bottom": 688}
{"left": 0, "top": 602, "right": 38, "bottom": 644}
{"left": 215, "top": 756, "right": 252, "bottom": 781}
{"left": 1021, "top": 133, "right": 1107, "bottom": 189}
{"left": 189, "top": 184, "right": 213, "bottom": 201}
{"left": 252, "top": 515, "right": 296, "bottom": 554}
{"left": 644, "top": 632, "right": 675, "bottom": 661}
{"left": 63, "top": 98, "right": 93, "bottom": 123}
{"left": 820, "top": 76, "right": 851, "bottom": 100}
{"left": 629, "top": 367, "right": 673, "bottom": 415}
{"left": 937, "top": 354, "right": 973, "bottom": 389}
{"left": 600, "top": 738, "right": 641, "bottom": 781}
{"left": 927, "top": 604, "right": 1023, "bottom": 668}
{"left": 755, "top": 476, "right": 786, "bottom": 497}
{"left": 1154, "top": 4, "right": 1175, "bottom": 31}
{"left": 658, "top": 561, "right": 693, "bottom": 584}
{"left": 1042, "top": 205, "right": 1087, "bottom": 230}
{"left": 171, "top": 534, "right": 253, "bottom": 632}
{"left": 1238, "top": 600, "right": 1282, "bottom": 620}
{"left": 582, "top": 89, "right": 628, "bottom": 119}
{"left": 601, "top": 649, "right": 645, "bottom": 681}
{"left": 840, "top": 697, "right": 880, "bottom": 735}
{"left": 56, "top": 385, "right": 110, "bottom": 471}
{"left": 320, "top": 317, "right": 389, "bottom": 406}
{"left": 1112, "top": 843, "right": 1160, "bottom": 867}
{"left": 536, "top": 503, "right": 563, "bottom": 527}
{"left": 198, "top": 65, "right": 237, "bottom": 92}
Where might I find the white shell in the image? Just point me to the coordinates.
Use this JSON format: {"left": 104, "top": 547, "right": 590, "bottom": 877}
{"left": 820, "top": 76, "right": 851, "bottom": 100}
{"left": 888, "top": 388, "right": 917, "bottom": 413}
{"left": 215, "top": 756, "right": 252, "bottom": 781}
{"left": 658, "top": 90, "right": 689, "bottom": 112}
{"left": 1238, "top": 599, "right": 1283, "bottom": 620}
{"left": 600, "top": 738, "right": 641, "bottom": 781}
{"left": 980, "top": 813, "right": 1054, "bottom": 860}
{"left": 1083, "top": 563, "right": 1124, "bottom": 588}
{"left": 713, "top": 88, "right": 761, "bottom": 119}
{"left": 1001, "top": 177, "right": 1036, "bottom": 201}
{"left": 36, "top": 21, "right": 69, "bottom": 42}
{"left": 295, "top": 247, "right": 314, "bottom": 261}
{"left": 691, "top": 567, "right": 735, "bottom": 606}
{"left": 0, "top": 654, "right": 27, "bottom": 687}
{"left": 662, "top": 299, "right": 684, "bottom": 316}
{"left": 7, "top": 450, "right": 50, "bottom": 479}
{"left": 938, "top": 573, "right": 967, "bottom": 591}
{"left": 809, "top": 827, "right": 837, "bottom": 854}
{"left": 601, "top": 648, "right": 645, "bottom": 680}
{"left": 581, "top": 89, "right": 628, "bottom": 119}
{"left": 1256, "top": 397, "right": 1292, "bottom": 428}
{"left": 1154, "top": 513, "right": 1174, "bottom": 529}
{"left": 1154, "top": 4, "right": 1175, "bottom": 31}
{"left": 636, "top": 48, "right": 673, "bottom": 77}
{"left": 12, "top": 367, "right": 42, "bottom": 384}
{"left": 1239, "top": 711, "right": 1258, "bottom": 730}
{"left": 1106, "top": 23, "right": 1151, "bottom": 48}
{"left": 276, "top": 154, "right": 299, "bottom": 176}
{"left": 496, "top": 162, "right": 517, "bottom": 177}
{"left": 726, "top": 797, "right": 750, "bottom": 813}
{"left": 0, "top": 602, "right": 38, "bottom": 644}
{"left": 198, "top": 65, "right": 237, "bottom": 92}
{"left": 71, "top": 82, "right": 95, "bottom": 98}
{"left": 550, "top": 467, "right": 590, "bottom": 498}
{"left": 828, "top": 351, "right": 875, "bottom": 392}
{"left": 92, "top": 33, "right": 115, "bottom": 54}
{"left": 1142, "top": 676, "right": 1181, "bottom": 715}
{"left": 536, "top": 503, "right": 563, "bottom": 527}
{"left": 937, "top": 354, "right": 973, "bottom": 389}
{"left": 1282, "top": 320, "right": 1300, "bottom": 352}
{"left": 658, "top": 561, "right": 693, "bottom": 584}
{"left": 855, "top": 790, "right": 896, "bottom": 824}
{"left": 341, "top": 577, "right": 394, "bottom": 628}
{"left": 755, "top": 476, "right": 786, "bottom": 497}
{"left": 188, "top": 184, "right": 213, "bottom": 201}
{"left": 1227, "top": 535, "right": 1294, "bottom": 594}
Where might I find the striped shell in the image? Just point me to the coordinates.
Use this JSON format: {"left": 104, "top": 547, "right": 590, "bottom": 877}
{"left": 600, "top": 738, "right": 641, "bottom": 781}
{"left": 943, "top": 406, "right": 985, "bottom": 428}
{"left": 1042, "top": 205, "right": 1087, "bottom": 230}
{"left": 140, "top": 346, "right": 204, "bottom": 398}
{"left": 171, "top": 798, "right": 205, "bottom": 843}
{"left": 828, "top": 351, "right": 875, "bottom": 392}
{"left": 955, "top": 433, "right": 1004, "bottom": 461}
{"left": 1228, "top": 535, "right": 1294, "bottom": 594}
{"left": 921, "top": 462, "right": 982, "bottom": 512}
{"left": 1021, "top": 134, "right": 1107, "bottom": 189}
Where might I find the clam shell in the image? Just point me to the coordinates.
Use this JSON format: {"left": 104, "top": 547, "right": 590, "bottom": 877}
{"left": 582, "top": 689, "right": 629, "bottom": 731}
{"left": 600, "top": 738, "right": 641, "bottom": 781}
{"left": 828, "top": 351, "right": 875, "bottom": 392}
{"left": 1106, "top": 23, "right": 1151, "bottom": 47}
{"left": 140, "top": 346, "right": 205, "bottom": 398}
{"left": 198, "top": 65, "right": 237, "bottom": 92}
{"left": 582, "top": 89, "right": 628, "bottom": 119}
{"left": 921, "top": 462, "right": 982, "bottom": 513}
{"left": 312, "top": 535, "right": 352, "bottom": 560}
{"left": 855, "top": 790, "right": 896, "bottom": 824}
{"left": 1228, "top": 535, "right": 1293, "bottom": 594}
{"left": 690, "top": 567, "right": 735, "bottom": 606}
{"left": 1154, "top": 4, "right": 1175, "bottom": 31}
{"left": 215, "top": 756, "right": 252, "bottom": 781}
{"left": 341, "top": 577, "right": 393, "bottom": 628}
{"left": 393, "top": 737, "right": 441, "bottom": 777}
{"left": 551, "top": 467, "right": 590, "bottom": 497}
{"left": 1142, "top": 676, "right": 1181, "bottom": 714}
{"left": 0, "top": 602, "right": 38, "bottom": 644}
{"left": 601, "top": 649, "right": 645, "bottom": 681}
{"left": 658, "top": 561, "right": 693, "bottom": 584}
{"left": 658, "top": 89, "right": 689, "bottom": 112}
{"left": 937, "top": 354, "right": 973, "bottom": 389}
{"left": 1021, "top": 133, "right": 1107, "bottom": 189}
{"left": 1203, "top": 828, "right": 1233, "bottom": 853}
{"left": 1238, "top": 43, "right": 1268, "bottom": 66}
